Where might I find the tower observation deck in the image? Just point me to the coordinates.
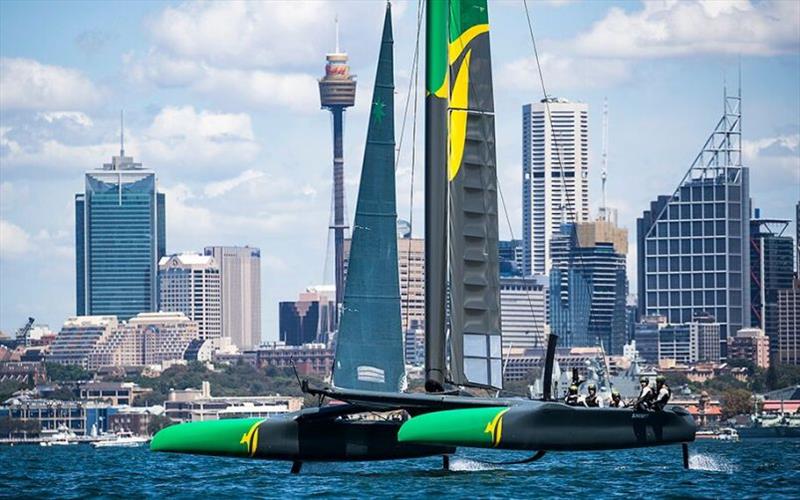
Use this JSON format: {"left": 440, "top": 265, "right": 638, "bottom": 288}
{"left": 319, "top": 22, "right": 356, "bottom": 319}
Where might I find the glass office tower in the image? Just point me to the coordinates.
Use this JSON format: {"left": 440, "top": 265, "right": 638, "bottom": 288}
{"left": 637, "top": 89, "right": 749, "bottom": 356}
{"left": 76, "top": 151, "right": 165, "bottom": 320}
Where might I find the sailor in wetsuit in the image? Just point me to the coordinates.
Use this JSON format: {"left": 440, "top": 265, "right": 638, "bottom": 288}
{"left": 635, "top": 376, "right": 655, "bottom": 411}
{"left": 652, "top": 375, "right": 672, "bottom": 411}
{"left": 564, "top": 384, "right": 580, "bottom": 406}
{"left": 583, "top": 383, "right": 600, "bottom": 407}
{"left": 608, "top": 388, "right": 622, "bottom": 408}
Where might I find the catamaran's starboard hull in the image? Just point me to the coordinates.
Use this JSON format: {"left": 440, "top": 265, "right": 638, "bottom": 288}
{"left": 151, "top": 416, "right": 454, "bottom": 462}
{"left": 398, "top": 403, "right": 696, "bottom": 452}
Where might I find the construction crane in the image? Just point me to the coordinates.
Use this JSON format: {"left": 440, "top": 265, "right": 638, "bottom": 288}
{"left": 15, "top": 317, "right": 35, "bottom": 348}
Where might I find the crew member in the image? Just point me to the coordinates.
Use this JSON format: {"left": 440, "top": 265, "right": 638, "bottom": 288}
{"left": 584, "top": 383, "right": 600, "bottom": 407}
{"left": 652, "top": 375, "right": 672, "bottom": 411}
{"left": 635, "top": 376, "right": 654, "bottom": 411}
{"left": 609, "top": 388, "right": 622, "bottom": 408}
{"left": 564, "top": 385, "right": 580, "bottom": 406}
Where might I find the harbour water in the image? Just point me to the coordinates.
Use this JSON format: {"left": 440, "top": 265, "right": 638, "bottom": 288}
{"left": 2, "top": 439, "right": 799, "bottom": 498}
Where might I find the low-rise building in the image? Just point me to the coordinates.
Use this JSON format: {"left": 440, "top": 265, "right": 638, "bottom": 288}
{"left": 108, "top": 406, "right": 165, "bottom": 436}
{"left": 163, "top": 381, "right": 303, "bottom": 422}
{"left": 247, "top": 342, "right": 334, "bottom": 377}
{"left": 0, "top": 396, "right": 117, "bottom": 435}
{"left": 729, "top": 328, "right": 770, "bottom": 369}
{"left": 79, "top": 381, "right": 150, "bottom": 406}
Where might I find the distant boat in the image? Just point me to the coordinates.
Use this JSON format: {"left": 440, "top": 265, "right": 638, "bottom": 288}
{"left": 92, "top": 431, "right": 149, "bottom": 448}
{"left": 696, "top": 428, "right": 739, "bottom": 441}
{"left": 39, "top": 425, "right": 78, "bottom": 447}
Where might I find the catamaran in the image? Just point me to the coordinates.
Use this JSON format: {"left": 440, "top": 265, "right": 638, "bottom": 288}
{"left": 151, "top": 0, "right": 695, "bottom": 473}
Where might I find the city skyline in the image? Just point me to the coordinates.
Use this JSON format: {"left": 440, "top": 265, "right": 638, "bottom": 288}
{"left": 1, "top": 1, "right": 798, "bottom": 338}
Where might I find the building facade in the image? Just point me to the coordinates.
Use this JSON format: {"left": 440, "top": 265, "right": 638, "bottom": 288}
{"left": 749, "top": 214, "right": 794, "bottom": 357}
{"left": 279, "top": 287, "right": 336, "bottom": 346}
{"left": 159, "top": 253, "right": 222, "bottom": 341}
{"left": 75, "top": 151, "right": 165, "bottom": 320}
{"left": 729, "top": 328, "right": 770, "bottom": 369}
{"left": 498, "top": 239, "right": 524, "bottom": 277}
{"left": 204, "top": 246, "right": 261, "bottom": 349}
{"left": 549, "top": 222, "right": 628, "bottom": 354}
{"left": 692, "top": 315, "right": 722, "bottom": 363}
{"left": 49, "top": 316, "right": 119, "bottom": 368}
{"left": 637, "top": 90, "right": 749, "bottom": 356}
{"left": 500, "top": 275, "right": 548, "bottom": 351}
{"left": 778, "top": 282, "right": 799, "bottom": 365}
{"left": 522, "top": 98, "right": 589, "bottom": 275}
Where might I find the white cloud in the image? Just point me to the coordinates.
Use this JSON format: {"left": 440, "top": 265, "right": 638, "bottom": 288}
{"left": 204, "top": 169, "right": 265, "bottom": 198}
{"left": 573, "top": 0, "right": 800, "bottom": 59}
{"left": 1, "top": 106, "right": 260, "bottom": 173}
{"left": 743, "top": 133, "right": 800, "bottom": 182}
{"left": 0, "top": 57, "right": 104, "bottom": 111}
{"left": 500, "top": 53, "right": 631, "bottom": 91}
{"left": 37, "top": 111, "right": 94, "bottom": 128}
{"left": 0, "top": 219, "right": 32, "bottom": 259}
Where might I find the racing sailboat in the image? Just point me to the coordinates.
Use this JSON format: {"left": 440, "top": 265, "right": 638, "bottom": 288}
{"left": 151, "top": 0, "right": 695, "bottom": 472}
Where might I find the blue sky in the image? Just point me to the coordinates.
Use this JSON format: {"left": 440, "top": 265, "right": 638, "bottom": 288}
{"left": 1, "top": 0, "right": 798, "bottom": 339}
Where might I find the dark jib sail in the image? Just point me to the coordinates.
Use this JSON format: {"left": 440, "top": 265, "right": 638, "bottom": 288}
{"left": 446, "top": 0, "right": 502, "bottom": 389}
{"left": 332, "top": 4, "right": 404, "bottom": 392}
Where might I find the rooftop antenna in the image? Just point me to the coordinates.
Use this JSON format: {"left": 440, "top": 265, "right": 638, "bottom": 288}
{"left": 335, "top": 15, "right": 340, "bottom": 53}
{"left": 600, "top": 97, "right": 608, "bottom": 221}
{"left": 120, "top": 110, "right": 125, "bottom": 157}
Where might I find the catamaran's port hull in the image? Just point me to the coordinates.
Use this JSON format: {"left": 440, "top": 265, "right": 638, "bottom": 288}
{"left": 151, "top": 416, "right": 454, "bottom": 462}
{"left": 398, "top": 403, "right": 697, "bottom": 452}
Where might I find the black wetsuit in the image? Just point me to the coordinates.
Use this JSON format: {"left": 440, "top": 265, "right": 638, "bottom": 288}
{"left": 584, "top": 393, "right": 599, "bottom": 407}
{"left": 652, "top": 384, "right": 672, "bottom": 411}
{"left": 609, "top": 397, "right": 621, "bottom": 408}
{"left": 635, "top": 385, "right": 654, "bottom": 411}
{"left": 565, "top": 393, "right": 579, "bottom": 406}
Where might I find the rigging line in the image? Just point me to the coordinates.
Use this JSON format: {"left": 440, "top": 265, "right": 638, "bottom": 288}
{"left": 523, "top": 0, "right": 597, "bottom": 338}
{"left": 404, "top": 0, "right": 423, "bottom": 334}
{"left": 394, "top": 0, "right": 425, "bottom": 172}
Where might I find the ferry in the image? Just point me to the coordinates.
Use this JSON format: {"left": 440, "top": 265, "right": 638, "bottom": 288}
{"left": 696, "top": 427, "right": 739, "bottom": 441}
{"left": 92, "top": 431, "right": 149, "bottom": 448}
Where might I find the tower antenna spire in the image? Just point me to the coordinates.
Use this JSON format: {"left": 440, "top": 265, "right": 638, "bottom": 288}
{"left": 120, "top": 110, "right": 125, "bottom": 157}
{"left": 600, "top": 97, "right": 608, "bottom": 220}
{"left": 335, "top": 15, "right": 340, "bottom": 53}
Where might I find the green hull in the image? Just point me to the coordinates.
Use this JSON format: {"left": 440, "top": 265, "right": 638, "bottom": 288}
{"left": 150, "top": 418, "right": 262, "bottom": 457}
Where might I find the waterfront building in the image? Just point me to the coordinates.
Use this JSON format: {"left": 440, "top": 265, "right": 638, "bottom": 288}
{"left": 164, "top": 381, "right": 303, "bottom": 422}
{"left": 79, "top": 381, "right": 147, "bottom": 406}
{"left": 75, "top": 146, "right": 165, "bottom": 320}
{"left": 549, "top": 221, "right": 628, "bottom": 354}
{"left": 279, "top": 286, "right": 336, "bottom": 346}
{"left": 637, "top": 89, "right": 749, "bottom": 355}
{"left": 204, "top": 246, "right": 262, "bottom": 349}
{"left": 749, "top": 212, "right": 794, "bottom": 357}
{"left": 777, "top": 281, "right": 800, "bottom": 365}
{"left": 503, "top": 346, "right": 608, "bottom": 383}
{"left": 729, "top": 328, "right": 770, "bottom": 369}
{"left": 108, "top": 406, "right": 164, "bottom": 436}
{"left": 498, "top": 239, "right": 524, "bottom": 277}
{"left": 159, "top": 253, "right": 222, "bottom": 341}
{"left": 0, "top": 395, "right": 117, "bottom": 435}
{"left": 500, "top": 275, "right": 548, "bottom": 351}
{"left": 48, "top": 316, "right": 118, "bottom": 368}
{"left": 522, "top": 98, "right": 589, "bottom": 275}
{"left": 50, "top": 313, "right": 197, "bottom": 370}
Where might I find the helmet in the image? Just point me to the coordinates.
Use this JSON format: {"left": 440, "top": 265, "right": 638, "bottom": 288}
{"left": 588, "top": 383, "right": 597, "bottom": 392}
{"left": 611, "top": 388, "right": 620, "bottom": 396}
{"left": 640, "top": 376, "right": 649, "bottom": 385}
{"left": 656, "top": 375, "right": 666, "bottom": 384}
{"left": 569, "top": 384, "right": 578, "bottom": 394}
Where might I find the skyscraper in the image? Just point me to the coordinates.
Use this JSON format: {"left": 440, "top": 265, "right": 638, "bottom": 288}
{"left": 549, "top": 221, "right": 628, "bottom": 354}
{"left": 498, "top": 240, "right": 524, "bottom": 277}
{"left": 75, "top": 142, "right": 165, "bottom": 320}
{"left": 204, "top": 246, "right": 262, "bottom": 349}
{"left": 522, "top": 98, "right": 589, "bottom": 275}
{"left": 778, "top": 281, "right": 799, "bottom": 365}
{"left": 749, "top": 212, "right": 794, "bottom": 357}
{"left": 637, "top": 88, "right": 749, "bottom": 355}
{"left": 159, "top": 253, "right": 221, "bottom": 341}
{"left": 319, "top": 20, "right": 356, "bottom": 316}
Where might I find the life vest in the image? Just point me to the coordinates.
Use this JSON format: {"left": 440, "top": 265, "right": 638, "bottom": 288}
{"left": 585, "top": 394, "right": 599, "bottom": 407}
{"left": 565, "top": 394, "right": 579, "bottom": 405}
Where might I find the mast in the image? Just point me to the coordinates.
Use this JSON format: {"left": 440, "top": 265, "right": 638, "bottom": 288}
{"left": 424, "top": 0, "right": 449, "bottom": 393}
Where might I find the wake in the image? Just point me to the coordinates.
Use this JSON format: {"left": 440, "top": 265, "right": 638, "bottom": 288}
{"left": 688, "top": 453, "right": 737, "bottom": 472}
